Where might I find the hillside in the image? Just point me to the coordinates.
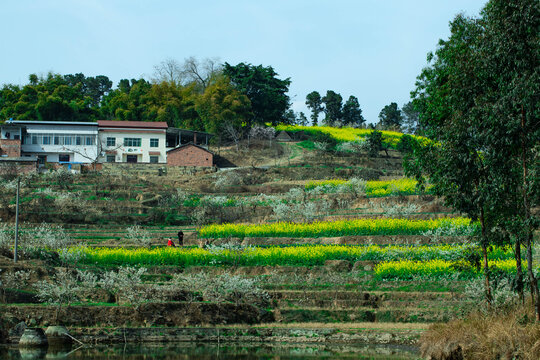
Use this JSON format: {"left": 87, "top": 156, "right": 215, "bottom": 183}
{"left": 0, "top": 130, "right": 503, "bottom": 356}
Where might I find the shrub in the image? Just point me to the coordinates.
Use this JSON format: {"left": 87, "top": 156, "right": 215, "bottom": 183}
{"left": 171, "top": 272, "right": 268, "bottom": 306}
{"left": 335, "top": 141, "right": 367, "bottom": 154}
{"left": 379, "top": 202, "right": 419, "bottom": 218}
{"left": 313, "top": 141, "right": 329, "bottom": 152}
{"left": 2, "top": 270, "right": 34, "bottom": 290}
{"left": 270, "top": 199, "right": 323, "bottom": 223}
{"left": 422, "top": 220, "right": 479, "bottom": 242}
{"left": 58, "top": 245, "right": 89, "bottom": 266}
{"left": 214, "top": 171, "right": 243, "bottom": 191}
{"left": 396, "top": 134, "right": 416, "bottom": 154}
{"left": 34, "top": 269, "right": 81, "bottom": 307}
{"left": 100, "top": 266, "right": 148, "bottom": 305}
{"left": 44, "top": 168, "right": 74, "bottom": 188}
{"left": 0, "top": 222, "right": 12, "bottom": 253}
{"left": 366, "top": 130, "right": 384, "bottom": 157}
{"left": 125, "top": 225, "right": 152, "bottom": 248}
{"left": 343, "top": 178, "right": 367, "bottom": 197}
{"left": 249, "top": 125, "right": 276, "bottom": 140}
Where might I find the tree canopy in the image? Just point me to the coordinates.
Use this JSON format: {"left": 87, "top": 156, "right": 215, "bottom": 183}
{"left": 321, "top": 90, "right": 342, "bottom": 125}
{"left": 408, "top": 0, "right": 540, "bottom": 317}
{"left": 0, "top": 73, "right": 112, "bottom": 122}
{"left": 305, "top": 91, "right": 323, "bottom": 126}
{"left": 223, "top": 62, "right": 291, "bottom": 127}
{"left": 342, "top": 95, "right": 365, "bottom": 127}
{"left": 0, "top": 58, "right": 297, "bottom": 143}
{"left": 378, "top": 102, "right": 403, "bottom": 130}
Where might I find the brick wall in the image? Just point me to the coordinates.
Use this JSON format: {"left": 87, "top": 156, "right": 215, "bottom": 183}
{"left": 167, "top": 145, "right": 213, "bottom": 167}
{"left": 0, "top": 139, "right": 22, "bottom": 158}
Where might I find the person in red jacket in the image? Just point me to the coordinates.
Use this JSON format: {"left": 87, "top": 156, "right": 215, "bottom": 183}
{"left": 167, "top": 238, "right": 176, "bottom": 247}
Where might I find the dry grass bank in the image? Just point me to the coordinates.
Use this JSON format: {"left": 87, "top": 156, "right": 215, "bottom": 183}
{"left": 421, "top": 303, "right": 540, "bottom": 360}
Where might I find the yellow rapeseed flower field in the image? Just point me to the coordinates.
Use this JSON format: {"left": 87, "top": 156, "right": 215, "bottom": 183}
{"left": 198, "top": 217, "right": 474, "bottom": 239}
{"left": 275, "top": 124, "right": 407, "bottom": 147}
{"left": 304, "top": 178, "right": 420, "bottom": 196}
{"left": 374, "top": 259, "right": 527, "bottom": 279}
{"left": 76, "top": 244, "right": 512, "bottom": 267}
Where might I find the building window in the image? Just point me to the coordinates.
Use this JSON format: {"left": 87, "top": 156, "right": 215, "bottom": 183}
{"left": 42, "top": 136, "right": 51, "bottom": 145}
{"left": 76, "top": 136, "right": 82, "bottom": 145}
{"left": 106, "top": 137, "right": 116, "bottom": 147}
{"left": 85, "top": 136, "right": 94, "bottom": 145}
{"left": 64, "top": 136, "right": 72, "bottom": 145}
{"left": 54, "top": 136, "right": 61, "bottom": 145}
{"left": 32, "top": 135, "right": 38, "bottom": 145}
{"left": 149, "top": 156, "right": 159, "bottom": 163}
{"left": 106, "top": 155, "right": 116, "bottom": 163}
{"left": 150, "top": 138, "right": 159, "bottom": 147}
{"left": 124, "top": 138, "right": 141, "bottom": 147}
{"left": 59, "top": 154, "right": 70, "bottom": 162}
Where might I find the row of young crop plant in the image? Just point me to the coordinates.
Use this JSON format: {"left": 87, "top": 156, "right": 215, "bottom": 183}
{"left": 373, "top": 259, "right": 533, "bottom": 280}
{"left": 198, "top": 217, "right": 475, "bottom": 239}
{"left": 304, "top": 178, "right": 423, "bottom": 197}
{"left": 73, "top": 244, "right": 513, "bottom": 267}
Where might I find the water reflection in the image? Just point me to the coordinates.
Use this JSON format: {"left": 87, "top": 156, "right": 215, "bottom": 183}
{"left": 1, "top": 343, "right": 420, "bottom": 359}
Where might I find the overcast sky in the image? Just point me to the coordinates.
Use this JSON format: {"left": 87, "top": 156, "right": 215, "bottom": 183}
{"left": 0, "top": 0, "right": 487, "bottom": 124}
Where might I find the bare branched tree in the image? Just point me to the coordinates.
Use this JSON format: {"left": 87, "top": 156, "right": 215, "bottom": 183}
{"left": 62, "top": 137, "right": 123, "bottom": 170}
{"left": 152, "top": 58, "right": 184, "bottom": 84}
{"left": 223, "top": 123, "right": 241, "bottom": 152}
{"left": 181, "top": 56, "right": 222, "bottom": 91}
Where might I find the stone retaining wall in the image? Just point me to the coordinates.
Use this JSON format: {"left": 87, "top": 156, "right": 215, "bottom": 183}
{"left": 101, "top": 163, "right": 216, "bottom": 176}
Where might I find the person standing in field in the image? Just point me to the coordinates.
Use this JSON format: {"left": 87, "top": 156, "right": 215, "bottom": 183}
{"left": 177, "top": 231, "right": 184, "bottom": 246}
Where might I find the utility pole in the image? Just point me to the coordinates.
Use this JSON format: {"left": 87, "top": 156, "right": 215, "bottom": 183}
{"left": 14, "top": 177, "right": 20, "bottom": 263}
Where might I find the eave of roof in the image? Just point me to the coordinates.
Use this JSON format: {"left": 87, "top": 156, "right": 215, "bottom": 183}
{"left": 8, "top": 121, "right": 98, "bottom": 126}
{"left": 98, "top": 120, "right": 168, "bottom": 129}
{"left": 166, "top": 142, "right": 214, "bottom": 154}
{"left": 166, "top": 127, "right": 213, "bottom": 137}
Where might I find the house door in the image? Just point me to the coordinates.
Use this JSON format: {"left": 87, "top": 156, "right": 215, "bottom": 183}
{"left": 126, "top": 155, "right": 138, "bottom": 163}
{"left": 37, "top": 155, "right": 46, "bottom": 167}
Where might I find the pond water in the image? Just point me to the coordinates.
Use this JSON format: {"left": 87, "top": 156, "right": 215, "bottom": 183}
{"left": 1, "top": 343, "right": 420, "bottom": 359}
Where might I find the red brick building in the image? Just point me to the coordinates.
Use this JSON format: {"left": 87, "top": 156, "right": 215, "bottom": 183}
{"left": 167, "top": 143, "right": 213, "bottom": 167}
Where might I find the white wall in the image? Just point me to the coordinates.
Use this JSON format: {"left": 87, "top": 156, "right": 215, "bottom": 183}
{"left": 99, "top": 129, "right": 167, "bottom": 163}
{"left": 1, "top": 126, "right": 22, "bottom": 139}
{"left": 21, "top": 124, "right": 98, "bottom": 163}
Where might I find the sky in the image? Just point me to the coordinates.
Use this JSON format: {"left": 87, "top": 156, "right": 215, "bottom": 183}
{"left": 0, "top": 0, "right": 488, "bottom": 124}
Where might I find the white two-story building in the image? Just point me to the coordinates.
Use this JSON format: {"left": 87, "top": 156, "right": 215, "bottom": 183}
{"left": 1, "top": 120, "right": 98, "bottom": 165}
{"left": 97, "top": 120, "right": 168, "bottom": 163}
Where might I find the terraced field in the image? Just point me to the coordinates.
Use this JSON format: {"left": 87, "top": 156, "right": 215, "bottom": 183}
{"left": 0, "top": 141, "right": 489, "bottom": 348}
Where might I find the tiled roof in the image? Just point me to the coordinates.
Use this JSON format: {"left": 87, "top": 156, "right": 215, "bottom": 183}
{"left": 166, "top": 142, "right": 214, "bottom": 154}
{"left": 97, "top": 120, "right": 168, "bottom": 129}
